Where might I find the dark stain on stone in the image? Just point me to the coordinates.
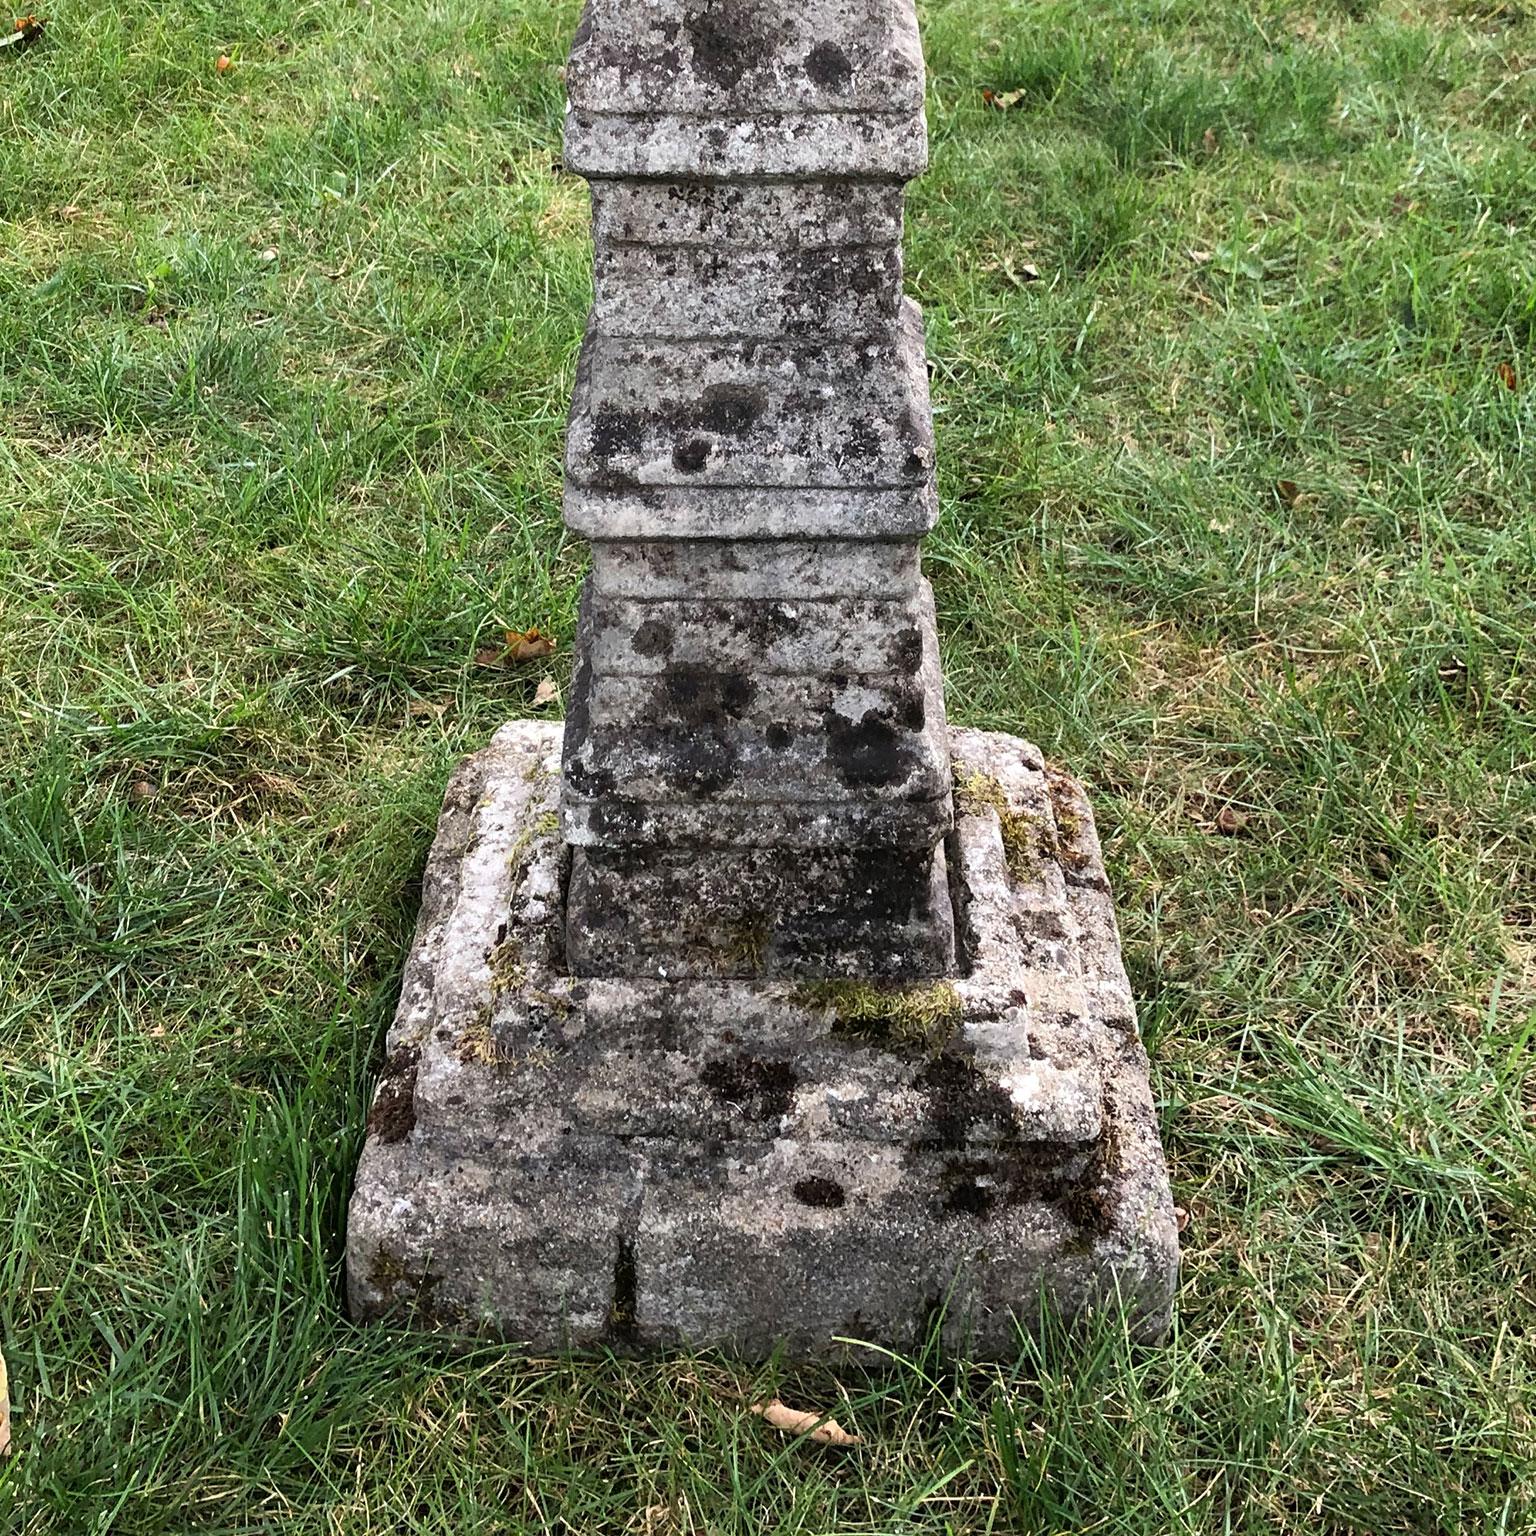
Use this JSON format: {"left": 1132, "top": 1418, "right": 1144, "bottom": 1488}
{"left": 765, "top": 722, "right": 793, "bottom": 750}
{"left": 684, "top": 0, "right": 764, "bottom": 88}
{"left": 697, "top": 382, "right": 767, "bottom": 435}
{"left": 823, "top": 709, "right": 918, "bottom": 789}
{"left": 659, "top": 729, "right": 738, "bottom": 795}
{"left": 804, "top": 39, "right": 853, "bottom": 90}
{"left": 590, "top": 406, "right": 646, "bottom": 462}
{"left": 673, "top": 436, "right": 712, "bottom": 473}
{"left": 565, "top": 754, "right": 616, "bottom": 800}
{"left": 700, "top": 1053, "right": 798, "bottom": 1121}
{"left": 793, "top": 1175, "right": 846, "bottom": 1208}
{"left": 632, "top": 618, "right": 674, "bottom": 657}
{"left": 367, "top": 1242, "right": 444, "bottom": 1312}
{"left": 663, "top": 669, "right": 757, "bottom": 724}
{"left": 609, "top": 1234, "right": 639, "bottom": 1342}
{"left": 366, "top": 1046, "right": 420, "bottom": 1144}
{"left": 842, "top": 418, "right": 881, "bottom": 461}
{"left": 742, "top": 603, "right": 801, "bottom": 652}
{"left": 1059, "top": 1112, "right": 1121, "bottom": 1238}
{"left": 945, "top": 1180, "right": 996, "bottom": 1217}
{"left": 890, "top": 627, "right": 924, "bottom": 674}
{"left": 900, "top": 694, "right": 926, "bottom": 731}
{"left": 914, "top": 1054, "right": 1019, "bottom": 1152}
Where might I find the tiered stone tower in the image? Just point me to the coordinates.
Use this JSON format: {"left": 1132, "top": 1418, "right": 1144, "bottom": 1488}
{"left": 559, "top": 0, "right": 953, "bottom": 980}
{"left": 346, "top": 0, "right": 1178, "bottom": 1356}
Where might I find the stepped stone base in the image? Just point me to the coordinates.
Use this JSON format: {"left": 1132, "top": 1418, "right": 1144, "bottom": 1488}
{"left": 345, "top": 721, "right": 1178, "bottom": 1356}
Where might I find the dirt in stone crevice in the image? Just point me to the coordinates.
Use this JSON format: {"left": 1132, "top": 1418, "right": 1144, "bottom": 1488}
{"left": 366, "top": 1046, "right": 420, "bottom": 1144}
{"left": 608, "top": 1233, "right": 640, "bottom": 1343}
{"left": 366, "top": 1242, "right": 445, "bottom": 1314}
{"left": 699, "top": 1052, "right": 798, "bottom": 1121}
{"left": 792, "top": 1175, "right": 846, "bottom": 1208}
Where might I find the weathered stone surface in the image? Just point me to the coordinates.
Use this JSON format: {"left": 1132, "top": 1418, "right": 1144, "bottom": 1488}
{"left": 566, "top": 842, "right": 955, "bottom": 978}
{"left": 565, "top": 106, "right": 927, "bottom": 181}
{"left": 593, "top": 243, "right": 903, "bottom": 340}
{"left": 561, "top": 580, "right": 953, "bottom": 851}
{"left": 565, "top": 0, "right": 926, "bottom": 117}
{"left": 590, "top": 180, "right": 905, "bottom": 250}
{"left": 587, "top": 538, "right": 927, "bottom": 598}
{"left": 565, "top": 301, "right": 935, "bottom": 493}
{"left": 566, "top": 483, "right": 938, "bottom": 542}
{"left": 346, "top": 721, "right": 1178, "bottom": 1354}
{"left": 572, "top": 581, "right": 939, "bottom": 677}
{"left": 563, "top": 0, "right": 927, "bottom": 182}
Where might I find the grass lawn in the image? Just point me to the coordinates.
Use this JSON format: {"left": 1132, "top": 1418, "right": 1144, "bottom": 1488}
{"left": 3, "top": 0, "right": 1535, "bottom": 1528}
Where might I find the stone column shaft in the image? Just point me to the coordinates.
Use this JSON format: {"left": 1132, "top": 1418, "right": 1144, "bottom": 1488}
{"left": 560, "top": 0, "right": 955, "bottom": 979}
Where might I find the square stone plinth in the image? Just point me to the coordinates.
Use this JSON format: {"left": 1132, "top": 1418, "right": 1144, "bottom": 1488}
{"left": 345, "top": 722, "right": 1178, "bottom": 1356}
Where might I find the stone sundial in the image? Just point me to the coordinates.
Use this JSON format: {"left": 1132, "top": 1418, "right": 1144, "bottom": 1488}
{"left": 347, "top": 0, "right": 1177, "bottom": 1355}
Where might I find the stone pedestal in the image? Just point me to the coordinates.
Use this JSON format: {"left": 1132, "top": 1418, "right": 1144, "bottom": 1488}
{"left": 347, "top": 723, "right": 1178, "bottom": 1352}
{"left": 345, "top": 0, "right": 1177, "bottom": 1355}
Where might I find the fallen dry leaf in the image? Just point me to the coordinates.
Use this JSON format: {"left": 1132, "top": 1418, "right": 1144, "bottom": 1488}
{"left": 1275, "top": 478, "right": 1301, "bottom": 507}
{"left": 0, "top": 12, "right": 42, "bottom": 49}
{"left": 533, "top": 676, "right": 559, "bottom": 707}
{"left": 504, "top": 626, "right": 558, "bottom": 664}
{"left": 216, "top": 53, "right": 231, "bottom": 73}
{"left": 1175, "top": 1204, "right": 1191, "bottom": 1233}
{"left": 982, "top": 86, "right": 1025, "bottom": 110}
{"left": 1496, "top": 361, "right": 1518, "bottom": 391}
{"left": 750, "top": 1399, "right": 860, "bottom": 1447}
{"left": 1215, "top": 805, "right": 1248, "bottom": 836}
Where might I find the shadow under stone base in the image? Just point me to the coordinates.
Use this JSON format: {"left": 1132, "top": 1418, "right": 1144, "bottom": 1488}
{"left": 345, "top": 721, "right": 1178, "bottom": 1356}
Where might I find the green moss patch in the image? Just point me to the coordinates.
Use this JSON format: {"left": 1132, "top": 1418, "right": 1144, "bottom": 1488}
{"left": 798, "top": 978, "right": 965, "bottom": 1057}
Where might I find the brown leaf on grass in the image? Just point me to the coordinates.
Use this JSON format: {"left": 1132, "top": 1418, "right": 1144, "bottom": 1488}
{"left": 532, "top": 676, "right": 559, "bottom": 707}
{"left": 476, "top": 627, "right": 558, "bottom": 669}
{"left": 504, "top": 626, "right": 557, "bottom": 663}
{"left": 749, "top": 1399, "right": 860, "bottom": 1447}
{"left": 1215, "top": 805, "right": 1248, "bottom": 836}
{"left": 1275, "top": 478, "right": 1301, "bottom": 507}
{"left": 0, "top": 13, "right": 42, "bottom": 49}
{"left": 216, "top": 52, "right": 232, "bottom": 73}
{"left": 981, "top": 86, "right": 1025, "bottom": 110}
{"left": 1496, "top": 361, "right": 1518, "bottom": 391}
